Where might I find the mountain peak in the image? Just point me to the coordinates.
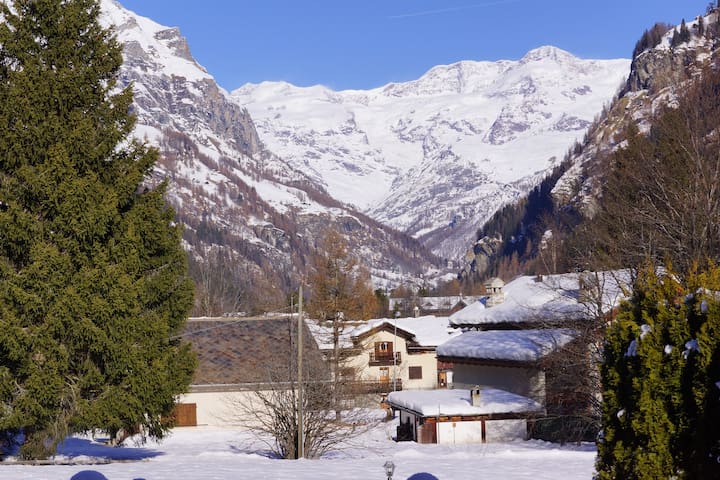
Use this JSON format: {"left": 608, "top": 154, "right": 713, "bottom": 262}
{"left": 521, "top": 46, "right": 576, "bottom": 63}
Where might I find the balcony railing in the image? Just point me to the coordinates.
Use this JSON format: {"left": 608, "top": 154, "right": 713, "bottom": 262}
{"left": 369, "top": 351, "right": 401, "bottom": 366}
{"left": 349, "top": 379, "right": 403, "bottom": 394}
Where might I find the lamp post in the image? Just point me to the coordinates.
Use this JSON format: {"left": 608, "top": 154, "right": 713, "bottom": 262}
{"left": 383, "top": 460, "right": 395, "bottom": 480}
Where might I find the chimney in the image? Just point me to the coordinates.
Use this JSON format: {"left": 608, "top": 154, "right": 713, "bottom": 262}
{"left": 471, "top": 386, "right": 482, "bottom": 406}
{"left": 483, "top": 277, "right": 505, "bottom": 307}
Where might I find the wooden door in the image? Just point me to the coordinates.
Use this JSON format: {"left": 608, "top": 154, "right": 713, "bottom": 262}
{"left": 173, "top": 403, "right": 197, "bottom": 427}
{"left": 438, "top": 371, "right": 448, "bottom": 388}
{"left": 379, "top": 366, "right": 390, "bottom": 383}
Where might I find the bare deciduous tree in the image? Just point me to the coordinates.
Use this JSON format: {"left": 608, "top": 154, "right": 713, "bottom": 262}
{"left": 532, "top": 271, "right": 629, "bottom": 443}
{"left": 226, "top": 317, "right": 376, "bottom": 459}
{"left": 578, "top": 66, "right": 720, "bottom": 275}
{"left": 190, "top": 246, "right": 247, "bottom": 316}
{"left": 306, "top": 228, "right": 379, "bottom": 418}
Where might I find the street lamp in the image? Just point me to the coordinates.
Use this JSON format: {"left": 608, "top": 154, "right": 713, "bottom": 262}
{"left": 383, "top": 460, "right": 395, "bottom": 480}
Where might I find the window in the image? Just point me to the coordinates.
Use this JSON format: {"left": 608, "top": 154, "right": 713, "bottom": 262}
{"left": 379, "top": 367, "right": 390, "bottom": 381}
{"left": 409, "top": 366, "right": 423, "bottom": 380}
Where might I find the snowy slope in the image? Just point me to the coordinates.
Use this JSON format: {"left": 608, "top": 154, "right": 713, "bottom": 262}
{"left": 233, "top": 49, "right": 630, "bottom": 259}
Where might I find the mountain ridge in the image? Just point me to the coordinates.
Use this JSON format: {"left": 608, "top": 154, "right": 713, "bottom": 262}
{"left": 233, "top": 48, "right": 630, "bottom": 259}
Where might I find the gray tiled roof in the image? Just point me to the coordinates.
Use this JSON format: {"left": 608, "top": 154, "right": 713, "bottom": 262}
{"left": 183, "top": 316, "right": 326, "bottom": 386}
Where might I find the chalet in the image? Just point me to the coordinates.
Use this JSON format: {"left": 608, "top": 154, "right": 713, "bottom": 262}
{"left": 175, "top": 316, "right": 326, "bottom": 427}
{"left": 306, "top": 315, "right": 460, "bottom": 394}
{"left": 387, "top": 387, "right": 543, "bottom": 444}
{"left": 345, "top": 316, "right": 462, "bottom": 392}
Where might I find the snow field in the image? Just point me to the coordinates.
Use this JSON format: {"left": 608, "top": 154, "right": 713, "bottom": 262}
{"left": 2, "top": 418, "right": 597, "bottom": 480}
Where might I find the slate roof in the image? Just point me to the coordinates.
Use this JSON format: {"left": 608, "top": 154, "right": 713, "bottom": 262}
{"left": 183, "top": 316, "right": 326, "bottom": 387}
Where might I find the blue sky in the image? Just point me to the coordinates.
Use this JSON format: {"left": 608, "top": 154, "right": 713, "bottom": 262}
{"left": 119, "top": 0, "right": 712, "bottom": 91}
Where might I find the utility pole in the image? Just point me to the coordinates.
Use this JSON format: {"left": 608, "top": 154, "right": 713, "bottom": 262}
{"left": 393, "top": 310, "right": 399, "bottom": 391}
{"left": 297, "top": 285, "right": 304, "bottom": 459}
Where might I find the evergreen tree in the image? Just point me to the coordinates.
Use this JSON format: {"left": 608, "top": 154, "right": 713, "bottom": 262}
{"left": 670, "top": 19, "right": 692, "bottom": 48}
{"left": 0, "top": 0, "right": 195, "bottom": 459}
{"left": 597, "top": 265, "right": 720, "bottom": 479}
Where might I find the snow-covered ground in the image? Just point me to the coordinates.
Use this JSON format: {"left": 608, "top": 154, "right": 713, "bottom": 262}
{"left": 2, "top": 416, "right": 597, "bottom": 479}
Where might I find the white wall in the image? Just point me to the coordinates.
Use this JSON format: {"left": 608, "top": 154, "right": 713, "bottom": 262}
{"left": 485, "top": 419, "right": 528, "bottom": 442}
{"left": 178, "top": 390, "right": 264, "bottom": 427}
{"left": 437, "top": 420, "right": 484, "bottom": 444}
{"left": 405, "top": 351, "right": 438, "bottom": 390}
{"left": 435, "top": 419, "right": 527, "bottom": 444}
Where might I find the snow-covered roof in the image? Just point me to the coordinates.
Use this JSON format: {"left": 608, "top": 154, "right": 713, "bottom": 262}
{"left": 387, "top": 387, "right": 543, "bottom": 416}
{"left": 351, "top": 315, "right": 461, "bottom": 347}
{"left": 305, "top": 319, "right": 355, "bottom": 350}
{"left": 436, "top": 329, "right": 575, "bottom": 362}
{"left": 446, "top": 300, "right": 486, "bottom": 324}
{"left": 449, "top": 271, "right": 630, "bottom": 327}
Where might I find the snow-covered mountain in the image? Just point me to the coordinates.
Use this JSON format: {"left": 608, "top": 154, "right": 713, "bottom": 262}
{"left": 232, "top": 49, "right": 630, "bottom": 260}
{"left": 97, "top": 0, "right": 631, "bottom": 306}
{"left": 98, "top": 0, "right": 442, "bottom": 310}
{"left": 458, "top": 10, "right": 720, "bottom": 278}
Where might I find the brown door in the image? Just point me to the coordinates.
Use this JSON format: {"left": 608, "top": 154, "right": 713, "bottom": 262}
{"left": 438, "top": 371, "right": 447, "bottom": 388}
{"left": 173, "top": 403, "right": 197, "bottom": 427}
{"left": 418, "top": 421, "right": 438, "bottom": 443}
{"left": 379, "top": 366, "right": 390, "bottom": 383}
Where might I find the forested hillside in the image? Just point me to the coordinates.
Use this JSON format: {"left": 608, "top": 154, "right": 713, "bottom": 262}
{"left": 462, "top": 4, "right": 720, "bottom": 281}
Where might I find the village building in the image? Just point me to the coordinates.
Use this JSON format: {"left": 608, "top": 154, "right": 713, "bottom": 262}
{"left": 384, "top": 271, "right": 631, "bottom": 444}
{"left": 436, "top": 329, "right": 575, "bottom": 404}
{"left": 345, "top": 316, "right": 462, "bottom": 391}
{"left": 308, "top": 315, "right": 461, "bottom": 393}
{"left": 386, "top": 387, "right": 543, "bottom": 444}
{"left": 448, "top": 271, "right": 629, "bottom": 330}
{"left": 175, "top": 316, "right": 326, "bottom": 427}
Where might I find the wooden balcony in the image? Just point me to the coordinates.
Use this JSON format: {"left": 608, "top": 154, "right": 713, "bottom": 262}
{"left": 369, "top": 351, "right": 401, "bottom": 366}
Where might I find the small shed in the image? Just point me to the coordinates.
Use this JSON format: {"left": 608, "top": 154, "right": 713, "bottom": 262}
{"left": 387, "top": 388, "right": 543, "bottom": 444}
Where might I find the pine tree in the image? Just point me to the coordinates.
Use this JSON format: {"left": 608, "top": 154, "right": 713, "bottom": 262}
{"left": 0, "top": 0, "right": 195, "bottom": 459}
{"left": 597, "top": 265, "right": 720, "bottom": 479}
